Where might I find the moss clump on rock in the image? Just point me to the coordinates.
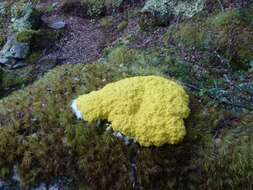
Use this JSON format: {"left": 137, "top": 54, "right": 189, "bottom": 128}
{"left": 10, "top": 2, "right": 41, "bottom": 32}
{"left": 99, "top": 16, "right": 114, "bottom": 28}
{"left": 0, "top": 63, "right": 129, "bottom": 188}
{"left": 117, "top": 20, "right": 128, "bottom": 31}
{"left": 0, "top": 43, "right": 252, "bottom": 188}
{"left": 25, "top": 51, "right": 42, "bottom": 64}
{"left": 0, "top": 62, "right": 252, "bottom": 188}
{"left": 16, "top": 29, "right": 59, "bottom": 50}
{"left": 0, "top": 36, "right": 5, "bottom": 47}
{"left": 16, "top": 30, "right": 35, "bottom": 43}
{"left": 0, "top": 69, "right": 26, "bottom": 97}
{"left": 62, "top": 0, "right": 123, "bottom": 18}
{"left": 140, "top": 0, "right": 205, "bottom": 29}
{"left": 202, "top": 114, "right": 253, "bottom": 189}
{"left": 169, "top": 9, "right": 253, "bottom": 70}
{"left": 209, "top": 10, "right": 253, "bottom": 70}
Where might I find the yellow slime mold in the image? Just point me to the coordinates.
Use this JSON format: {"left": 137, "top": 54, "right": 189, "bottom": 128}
{"left": 73, "top": 76, "right": 190, "bottom": 147}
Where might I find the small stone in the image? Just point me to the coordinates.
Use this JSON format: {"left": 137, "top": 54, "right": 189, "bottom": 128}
{"left": 7, "top": 43, "right": 30, "bottom": 59}
{"left": 48, "top": 21, "right": 66, "bottom": 30}
{"left": 0, "top": 34, "right": 30, "bottom": 59}
{"left": 52, "top": 2, "right": 58, "bottom": 8}
{"left": 0, "top": 57, "right": 16, "bottom": 67}
{"left": 11, "top": 62, "right": 27, "bottom": 69}
{"left": 0, "top": 57, "right": 10, "bottom": 65}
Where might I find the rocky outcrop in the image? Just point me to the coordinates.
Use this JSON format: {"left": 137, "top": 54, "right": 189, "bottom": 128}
{"left": 140, "top": 0, "right": 205, "bottom": 28}
{"left": 0, "top": 2, "right": 41, "bottom": 67}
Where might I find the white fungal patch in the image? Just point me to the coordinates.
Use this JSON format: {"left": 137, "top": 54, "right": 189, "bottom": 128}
{"left": 71, "top": 99, "right": 83, "bottom": 120}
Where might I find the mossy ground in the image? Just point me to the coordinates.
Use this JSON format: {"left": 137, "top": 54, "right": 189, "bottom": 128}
{"left": 0, "top": 0, "right": 252, "bottom": 189}
{"left": 0, "top": 45, "right": 252, "bottom": 188}
{"left": 166, "top": 8, "right": 253, "bottom": 70}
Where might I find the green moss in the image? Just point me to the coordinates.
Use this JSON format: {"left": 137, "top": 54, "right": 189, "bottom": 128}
{"left": 202, "top": 114, "right": 253, "bottom": 189}
{"left": 0, "top": 127, "right": 18, "bottom": 180}
{"left": 117, "top": 20, "right": 128, "bottom": 31}
{"left": 81, "top": 0, "right": 123, "bottom": 17}
{"left": 30, "top": 29, "right": 59, "bottom": 50}
{"left": 73, "top": 125, "right": 132, "bottom": 189}
{"left": 10, "top": 2, "right": 41, "bottom": 32}
{"left": 37, "top": 5, "right": 55, "bottom": 14}
{"left": 99, "top": 16, "right": 114, "bottom": 29}
{"left": 62, "top": 0, "right": 123, "bottom": 18}
{"left": 0, "top": 45, "right": 252, "bottom": 188}
{"left": 170, "top": 9, "right": 253, "bottom": 70}
{"left": 16, "top": 30, "right": 35, "bottom": 43}
{"left": 170, "top": 21, "right": 208, "bottom": 48}
{"left": 0, "top": 69, "right": 26, "bottom": 95}
{"left": 0, "top": 63, "right": 128, "bottom": 188}
{"left": 209, "top": 10, "right": 253, "bottom": 70}
{"left": 0, "top": 36, "right": 5, "bottom": 47}
{"left": 25, "top": 51, "right": 42, "bottom": 64}
{"left": 140, "top": 0, "right": 205, "bottom": 28}
{"left": 103, "top": 45, "right": 139, "bottom": 65}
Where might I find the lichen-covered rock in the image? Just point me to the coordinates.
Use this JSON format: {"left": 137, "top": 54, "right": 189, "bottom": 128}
{"left": 0, "top": 1, "right": 7, "bottom": 16}
{"left": 72, "top": 76, "right": 190, "bottom": 146}
{"left": 61, "top": 0, "right": 123, "bottom": 18}
{"left": 0, "top": 34, "right": 29, "bottom": 59}
{"left": 140, "top": 0, "right": 205, "bottom": 28}
{"left": 10, "top": 3, "right": 41, "bottom": 32}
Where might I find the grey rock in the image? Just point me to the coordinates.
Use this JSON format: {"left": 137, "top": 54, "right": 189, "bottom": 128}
{"left": 0, "top": 34, "right": 30, "bottom": 59}
{"left": 0, "top": 57, "right": 10, "bottom": 65}
{"left": 10, "top": 4, "right": 41, "bottom": 32}
{"left": 48, "top": 21, "right": 66, "bottom": 30}
{"left": 0, "top": 57, "right": 16, "bottom": 67}
{"left": 11, "top": 62, "right": 27, "bottom": 69}
{"left": 142, "top": 0, "right": 205, "bottom": 25}
{"left": 0, "top": 1, "right": 7, "bottom": 15}
{"left": 7, "top": 43, "right": 29, "bottom": 59}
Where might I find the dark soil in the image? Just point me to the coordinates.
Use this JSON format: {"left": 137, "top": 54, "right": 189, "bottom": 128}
{"left": 41, "top": 14, "right": 108, "bottom": 65}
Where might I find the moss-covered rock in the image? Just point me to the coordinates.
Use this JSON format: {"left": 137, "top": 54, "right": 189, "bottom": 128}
{"left": 16, "top": 29, "right": 35, "bottom": 43}
{"left": 169, "top": 8, "right": 253, "bottom": 70}
{"left": 0, "top": 36, "right": 5, "bottom": 47}
{"left": 209, "top": 9, "right": 253, "bottom": 70}
{"left": 31, "top": 29, "right": 59, "bottom": 50}
{"left": 0, "top": 68, "right": 27, "bottom": 97}
{"left": 10, "top": 2, "right": 41, "bottom": 32}
{"left": 0, "top": 63, "right": 129, "bottom": 188}
{"left": 140, "top": 0, "right": 205, "bottom": 29}
{"left": 99, "top": 16, "right": 114, "bottom": 29}
{"left": 61, "top": 0, "right": 123, "bottom": 18}
{"left": 0, "top": 44, "right": 252, "bottom": 188}
{"left": 25, "top": 51, "right": 42, "bottom": 64}
{"left": 0, "top": 30, "right": 253, "bottom": 189}
{"left": 202, "top": 114, "right": 253, "bottom": 189}
{"left": 16, "top": 29, "right": 59, "bottom": 50}
{"left": 117, "top": 20, "right": 128, "bottom": 31}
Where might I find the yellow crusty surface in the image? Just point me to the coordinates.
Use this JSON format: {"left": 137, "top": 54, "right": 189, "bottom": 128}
{"left": 75, "top": 76, "right": 190, "bottom": 147}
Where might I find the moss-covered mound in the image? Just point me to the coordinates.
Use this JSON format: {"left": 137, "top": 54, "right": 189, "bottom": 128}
{"left": 0, "top": 52, "right": 252, "bottom": 188}
{"left": 169, "top": 8, "right": 253, "bottom": 70}
{"left": 140, "top": 0, "right": 205, "bottom": 29}
{"left": 61, "top": 0, "right": 123, "bottom": 18}
{"left": 0, "top": 69, "right": 27, "bottom": 97}
{"left": 0, "top": 63, "right": 130, "bottom": 188}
